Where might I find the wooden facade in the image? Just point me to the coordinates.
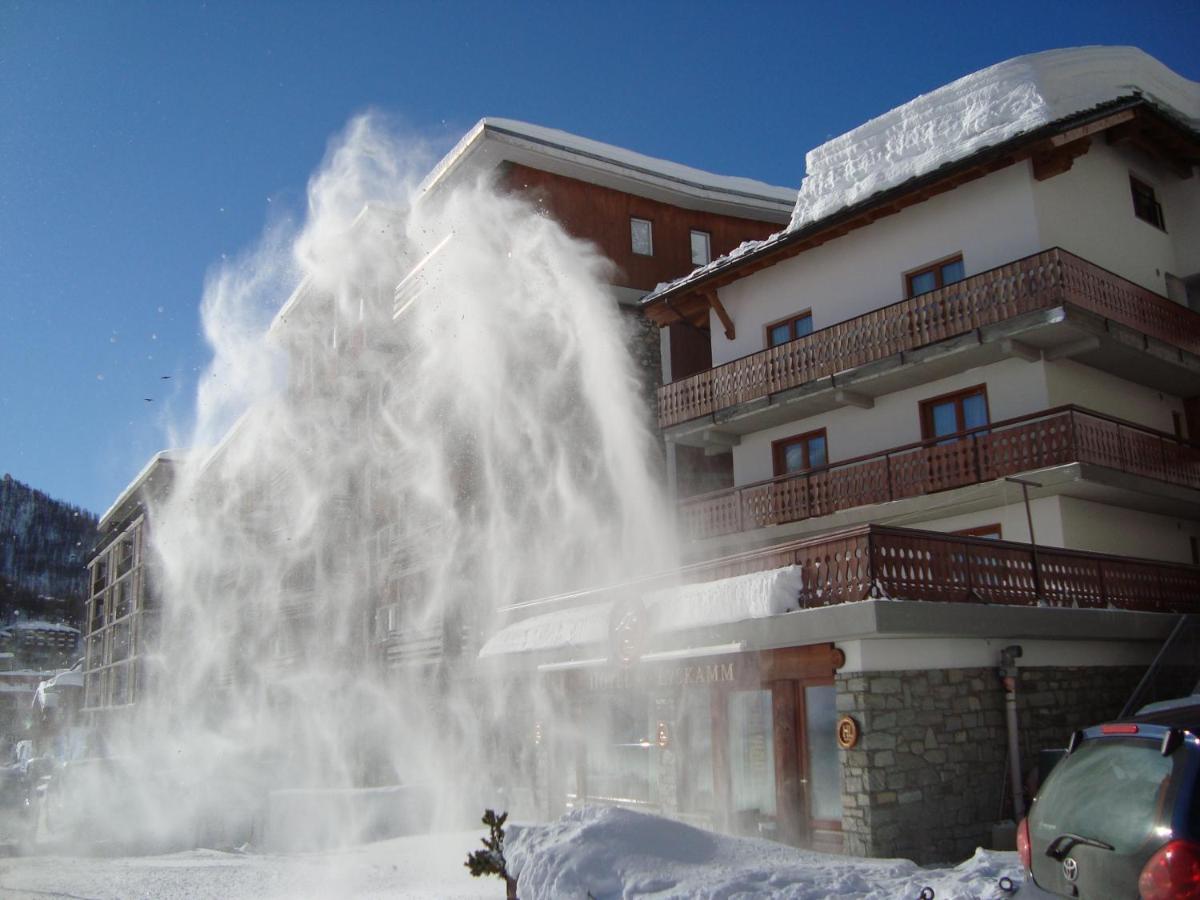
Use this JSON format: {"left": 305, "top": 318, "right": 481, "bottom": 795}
{"left": 498, "top": 163, "right": 781, "bottom": 293}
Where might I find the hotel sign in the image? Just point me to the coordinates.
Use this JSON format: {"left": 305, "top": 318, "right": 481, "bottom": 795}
{"left": 582, "top": 660, "right": 738, "bottom": 693}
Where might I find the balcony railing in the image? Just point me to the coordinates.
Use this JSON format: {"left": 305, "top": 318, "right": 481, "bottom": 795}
{"left": 659, "top": 248, "right": 1200, "bottom": 428}
{"left": 690, "top": 524, "right": 1200, "bottom": 614}
{"left": 680, "top": 406, "right": 1200, "bottom": 541}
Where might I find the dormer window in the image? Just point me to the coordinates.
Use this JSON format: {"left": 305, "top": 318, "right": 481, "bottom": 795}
{"left": 690, "top": 230, "right": 711, "bottom": 266}
{"left": 1130, "top": 175, "right": 1165, "bottom": 230}
{"left": 631, "top": 218, "right": 653, "bottom": 256}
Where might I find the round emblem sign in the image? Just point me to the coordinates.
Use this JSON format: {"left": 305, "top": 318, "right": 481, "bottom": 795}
{"left": 836, "top": 715, "right": 860, "bottom": 750}
{"left": 609, "top": 595, "right": 647, "bottom": 667}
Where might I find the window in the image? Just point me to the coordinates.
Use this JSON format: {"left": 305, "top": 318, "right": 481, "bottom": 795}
{"left": 953, "top": 524, "right": 1002, "bottom": 539}
{"left": 906, "top": 254, "right": 965, "bottom": 297}
{"left": 773, "top": 429, "right": 828, "bottom": 476}
{"left": 766, "top": 312, "right": 813, "bottom": 348}
{"left": 690, "top": 230, "right": 711, "bottom": 266}
{"left": 630, "top": 217, "right": 653, "bottom": 256}
{"left": 1130, "top": 175, "right": 1165, "bottom": 230}
{"left": 920, "top": 385, "right": 989, "bottom": 443}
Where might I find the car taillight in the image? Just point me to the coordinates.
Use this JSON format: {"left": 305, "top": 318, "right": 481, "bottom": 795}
{"left": 1139, "top": 840, "right": 1200, "bottom": 900}
{"left": 1016, "top": 817, "right": 1031, "bottom": 872}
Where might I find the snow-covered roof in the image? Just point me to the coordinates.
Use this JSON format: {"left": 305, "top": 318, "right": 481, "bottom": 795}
{"left": 645, "top": 46, "right": 1200, "bottom": 304}
{"left": 421, "top": 117, "right": 796, "bottom": 222}
{"left": 11, "top": 620, "right": 78, "bottom": 634}
{"left": 480, "top": 566, "right": 802, "bottom": 660}
{"left": 100, "top": 449, "right": 183, "bottom": 530}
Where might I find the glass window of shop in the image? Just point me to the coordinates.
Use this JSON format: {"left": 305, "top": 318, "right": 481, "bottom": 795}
{"left": 585, "top": 691, "right": 655, "bottom": 806}
{"left": 804, "top": 684, "right": 843, "bottom": 822}
{"left": 728, "top": 689, "right": 776, "bottom": 832}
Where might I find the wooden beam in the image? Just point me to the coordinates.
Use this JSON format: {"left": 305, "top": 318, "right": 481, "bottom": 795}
{"left": 1050, "top": 108, "right": 1136, "bottom": 147}
{"left": 1046, "top": 336, "right": 1102, "bottom": 360}
{"left": 834, "top": 389, "right": 874, "bottom": 409}
{"left": 705, "top": 290, "right": 736, "bottom": 340}
{"left": 1032, "top": 137, "right": 1091, "bottom": 181}
{"left": 1000, "top": 339, "right": 1042, "bottom": 363}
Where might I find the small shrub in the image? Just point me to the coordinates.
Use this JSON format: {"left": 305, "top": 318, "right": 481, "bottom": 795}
{"left": 466, "top": 808, "right": 516, "bottom": 898}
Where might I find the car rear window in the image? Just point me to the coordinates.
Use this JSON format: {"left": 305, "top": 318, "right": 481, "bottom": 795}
{"left": 1030, "top": 737, "right": 1176, "bottom": 854}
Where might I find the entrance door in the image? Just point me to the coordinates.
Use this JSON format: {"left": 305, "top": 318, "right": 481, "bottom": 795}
{"left": 771, "top": 679, "right": 843, "bottom": 850}
{"left": 726, "top": 689, "right": 776, "bottom": 837}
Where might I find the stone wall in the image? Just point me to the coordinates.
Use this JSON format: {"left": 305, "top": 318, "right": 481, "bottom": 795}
{"left": 836, "top": 665, "right": 1148, "bottom": 864}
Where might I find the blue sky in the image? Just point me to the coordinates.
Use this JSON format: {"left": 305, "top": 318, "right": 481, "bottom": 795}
{"left": 2, "top": 0, "right": 1198, "bottom": 515}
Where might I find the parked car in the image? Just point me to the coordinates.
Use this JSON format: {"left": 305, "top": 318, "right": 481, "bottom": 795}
{"left": 1017, "top": 697, "right": 1200, "bottom": 899}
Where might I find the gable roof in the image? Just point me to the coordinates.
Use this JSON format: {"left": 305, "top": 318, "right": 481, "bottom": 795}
{"left": 643, "top": 46, "right": 1200, "bottom": 323}
{"left": 421, "top": 117, "right": 796, "bottom": 222}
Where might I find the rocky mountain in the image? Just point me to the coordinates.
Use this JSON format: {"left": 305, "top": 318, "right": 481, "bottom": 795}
{"left": 0, "top": 474, "right": 98, "bottom": 623}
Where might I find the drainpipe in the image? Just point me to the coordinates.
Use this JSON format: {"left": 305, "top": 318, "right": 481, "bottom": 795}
{"left": 999, "top": 644, "right": 1025, "bottom": 820}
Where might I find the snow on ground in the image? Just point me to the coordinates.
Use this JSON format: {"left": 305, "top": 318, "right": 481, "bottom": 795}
{"left": 0, "top": 831, "right": 499, "bottom": 900}
{"left": 0, "top": 808, "right": 1024, "bottom": 899}
{"left": 508, "top": 807, "right": 1022, "bottom": 900}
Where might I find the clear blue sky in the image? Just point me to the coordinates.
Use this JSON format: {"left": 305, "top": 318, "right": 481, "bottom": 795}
{"left": 2, "top": 0, "right": 1197, "bottom": 515}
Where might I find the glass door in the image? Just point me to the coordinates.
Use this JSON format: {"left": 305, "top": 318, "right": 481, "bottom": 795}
{"left": 727, "top": 689, "right": 776, "bottom": 837}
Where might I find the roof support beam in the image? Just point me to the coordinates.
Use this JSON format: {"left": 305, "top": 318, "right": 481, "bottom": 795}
{"left": 1000, "top": 339, "right": 1042, "bottom": 363}
{"left": 705, "top": 290, "right": 736, "bottom": 341}
{"left": 834, "top": 389, "right": 874, "bottom": 409}
{"left": 1032, "top": 137, "right": 1091, "bottom": 181}
{"left": 1046, "top": 336, "right": 1102, "bottom": 360}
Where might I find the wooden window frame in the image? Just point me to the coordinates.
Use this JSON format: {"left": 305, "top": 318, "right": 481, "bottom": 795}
{"left": 630, "top": 216, "right": 654, "bottom": 256}
{"left": 919, "top": 384, "right": 991, "bottom": 441}
{"left": 953, "top": 523, "right": 1003, "bottom": 539}
{"left": 690, "top": 229, "right": 712, "bottom": 266}
{"left": 903, "top": 252, "right": 965, "bottom": 298}
{"left": 772, "top": 428, "right": 828, "bottom": 477}
{"left": 1129, "top": 174, "right": 1166, "bottom": 231}
{"left": 764, "top": 310, "right": 814, "bottom": 348}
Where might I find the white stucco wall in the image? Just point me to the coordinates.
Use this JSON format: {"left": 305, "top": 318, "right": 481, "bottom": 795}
{"left": 1043, "top": 359, "right": 1185, "bottom": 436}
{"left": 918, "top": 496, "right": 1066, "bottom": 546}
{"left": 1058, "top": 496, "right": 1200, "bottom": 564}
{"left": 730, "top": 358, "right": 1051, "bottom": 486}
{"left": 1031, "top": 142, "right": 1197, "bottom": 297}
{"left": 1161, "top": 172, "right": 1200, "bottom": 279}
{"left": 709, "top": 165, "right": 1042, "bottom": 366}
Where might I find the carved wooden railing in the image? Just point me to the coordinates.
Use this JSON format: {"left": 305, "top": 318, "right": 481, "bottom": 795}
{"left": 681, "top": 523, "right": 1200, "bottom": 614}
{"left": 680, "top": 406, "right": 1200, "bottom": 541}
{"left": 659, "top": 248, "right": 1200, "bottom": 428}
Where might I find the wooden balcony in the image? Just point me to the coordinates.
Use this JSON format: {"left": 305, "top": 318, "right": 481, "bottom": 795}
{"left": 659, "top": 248, "right": 1200, "bottom": 429}
{"left": 691, "top": 523, "right": 1200, "bottom": 614}
{"left": 680, "top": 406, "right": 1200, "bottom": 541}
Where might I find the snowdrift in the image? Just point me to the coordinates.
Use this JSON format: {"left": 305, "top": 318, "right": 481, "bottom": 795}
{"left": 507, "top": 806, "right": 1021, "bottom": 900}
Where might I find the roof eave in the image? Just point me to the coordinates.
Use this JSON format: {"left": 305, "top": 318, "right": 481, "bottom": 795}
{"left": 643, "top": 96, "right": 1195, "bottom": 320}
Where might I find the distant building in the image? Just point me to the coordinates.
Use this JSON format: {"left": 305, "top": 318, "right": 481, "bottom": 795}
{"left": 82, "top": 452, "right": 178, "bottom": 732}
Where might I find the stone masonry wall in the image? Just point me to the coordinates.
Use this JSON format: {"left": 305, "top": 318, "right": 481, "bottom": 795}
{"left": 837, "top": 665, "right": 1148, "bottom": 864}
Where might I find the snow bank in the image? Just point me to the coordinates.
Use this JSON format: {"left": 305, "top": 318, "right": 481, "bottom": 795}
{"left": 11, "top": 619, "right": 79, "bottom": 633}
{"left": 649, "top": 46, "right": 1200, "bottom": 301}
{"left": 480, "top": 567, "right": 803, "bottom": 659}
{"left": 508, "top": 806, "right": 1021, "bottom": 900}
{"left": 789, "top": 46, "right": 1200, "bottom": 231}
{"left": 479, "top": 602, "right": 610, "bottom": 657}
{"left": 645, "top": 565, "right": 802, "bottom": 632}
{"left": 426, "top": 117, "right": 797, "bottom": 206}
